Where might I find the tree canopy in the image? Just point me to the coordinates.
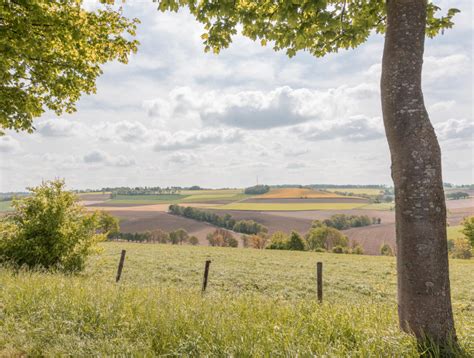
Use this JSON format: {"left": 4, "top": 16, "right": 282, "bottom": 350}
{"left": 0, "top": 0, "right": 139, "bottom": 133}
{"left": 156, "top": 0, "right": 458, "bottom": 57}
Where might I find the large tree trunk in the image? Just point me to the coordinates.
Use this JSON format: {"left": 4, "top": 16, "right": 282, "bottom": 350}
{"left": 381, "top": 0, "right": 456, "bottom": 343}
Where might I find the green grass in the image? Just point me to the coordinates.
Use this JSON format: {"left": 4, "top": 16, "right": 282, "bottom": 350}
{"left": 180, "top": 189, "right": 243, "bottom": 196}
{"left": 448, "top": 225, "right": 464, "bottom": 240}
{"left": 214, "top": 202, "right": 368, "bottom": 211}
{"left": 1, "top": 243, "right": 472, "bottom": 356}
{"left": 360, "top": 202, "right": 395, "bottom": 211}
{"left": 109, "top": 194, "right": 187, "bottom": 204}
{"left": 326, "top": 188, "right": 384, "bottom": 196}
{"left": 0, "top": 201, "right": 12, "bottom": 212}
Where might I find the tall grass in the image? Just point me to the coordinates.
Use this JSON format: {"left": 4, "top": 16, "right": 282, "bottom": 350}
{"left": 0, "top": 243, "right": 473, "bottom": 356}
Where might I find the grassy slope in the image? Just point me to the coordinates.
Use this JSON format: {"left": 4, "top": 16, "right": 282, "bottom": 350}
{"left": 107, "top": 190, "right": 247, "bottom": 204}
{"left": 0, "top": 201, "right": 12, "bottom": 212}
{"left": 325, "top": 188, "right": 384, "bottom": 196}
{"left": 1, "top": 243, "right": 472, "bottom": 356}
{"left": 448, "top": 225, "right": 464, "bottom": 240}
{"left": 260, "top": 188, "right": 344, "bottom": 199}
{"left": 214, "top": 202, "right": 368, "bottom": 211}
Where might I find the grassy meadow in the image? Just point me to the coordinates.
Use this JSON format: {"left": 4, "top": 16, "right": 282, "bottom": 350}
{"left": 1, "top": 242, "right": 472, "bottom": 356}
{"left": 325, "top": 188, "right": 384, "bottom": 196}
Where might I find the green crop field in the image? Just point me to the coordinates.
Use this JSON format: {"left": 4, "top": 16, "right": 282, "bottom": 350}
{"left": 1, "top": 243, "right": 472, "bottom": 356}
{"left": 214, "top": 202, "right": 368, "bottom": 211}
{"left": 180, "top": 189, "right": 243, "bottom": 195}
{"left": 109, "top": 194, "right": 186, "bottom": 204}
{"left": 0, "top": 201, "right": 12, "bottom": 212}
{"left": 326, "top": 188, "right": 384, "bottom": 196}
{"left": 360, "top": 203, "right": 395, "bottom": 211}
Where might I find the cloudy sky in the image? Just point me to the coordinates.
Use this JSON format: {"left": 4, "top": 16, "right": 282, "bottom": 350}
{"left": 0, "top": 0, "right": 472, "bottom": 192}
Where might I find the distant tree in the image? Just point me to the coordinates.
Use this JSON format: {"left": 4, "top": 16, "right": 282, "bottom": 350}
{"left": 169, "top": 229, "right": 188, "bottom": 245}
{"left": 461, "top": 216, "right": 474, "bottom": 248}
{"left": 96, "top": 211, "right": 119, "bottom": 238}
{"left": 244, "top": 185, "right": 270, "bottom": 195}
{"left": 150, "top": 229, "right": 169, "bottom": 244}
{"left": 352, "top": 245, "right": 364, "bottom": 255}
{"left": 189, "top": 236, "right": 199, "bottom": 246}
{"left": 0, "top": 180, "right": 104, "bottom": 272}
{"left": 206, "top": 229, "right": 237, "bottom": 248}
{"left": 249, "top": 234, "right": 268, "bottom": 249}
{"left": 287, "top": 231, "right": 305, "bottom": 251}
{"left": 305, "top": 226, "right": 348, "bottom": 251}
{"left": 0, "top": 1, "right": 138, "bottom": 133}
{"left": 446, "top": 192, "right": 469, "bottom": 200}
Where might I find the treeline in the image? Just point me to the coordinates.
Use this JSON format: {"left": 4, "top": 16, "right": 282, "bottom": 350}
{"left": 109, "top": 228, "right": 199, "bottom": 245}
{"left": 446, "top": 192, "right": 469, "bottom": 200}
{"left": 168, "top": 205, "right": 268, "bottom": 235}
{"left": 311, "top": 214, "right": 381, "bottom": 231}
{"left": 244, "top": 185, "right": 270, "bottom": 195}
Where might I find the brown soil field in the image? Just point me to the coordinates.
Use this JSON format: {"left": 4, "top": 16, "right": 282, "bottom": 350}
{"left": 343, "top": 224, "right": 396, "bottom": 255}
{"left": 446, "top": 198, "right": 474, "bottom": 210}
{"left": 77, "top": 193, "right": 111, "bottom": 201}
{"left": 243, "top": 197, "right": 369, "bottom": 203}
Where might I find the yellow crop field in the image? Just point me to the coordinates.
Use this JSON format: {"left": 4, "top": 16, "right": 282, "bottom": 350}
{"left": 259, "top": 188, "right": 344, "bottom": 199}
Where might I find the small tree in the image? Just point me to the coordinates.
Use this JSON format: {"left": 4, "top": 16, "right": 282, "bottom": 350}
{"left": 461, "top": 216, "right": 474, "bottom": 248}
{"left": 189, "top": 236, "right": 199, "bottom": 246}
{"left": 96, "top": 211, "right": 119, "bottom": 238}
{"left": 169, "top": 229, "right": 188, "bottom": 245}
{"left": 249, "top": 234, "right": 268, "bottom": 249}
{"left": 0, "top": 180, "right": 104, "bottom": 272}
{"left": 287, "top": 231, "right": 305, "bottom": 251}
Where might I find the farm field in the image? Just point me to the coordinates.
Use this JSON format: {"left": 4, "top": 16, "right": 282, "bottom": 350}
{"left": 0, "top": 243, "right": 472, "bottom": 356}
{"left": 258, "top": 187, "right": 345, "bottom": 199}
{"left": 448, "top": 225, "right": 464, "bottom": 241}
{"left": 325, "top": 187, "right": 384, "bottom": 196}
{"left": 214, "top": 202, "right": 369, "bottom": 211}
{"left": 0, "top": 201, "right": 12, "bottom": 212}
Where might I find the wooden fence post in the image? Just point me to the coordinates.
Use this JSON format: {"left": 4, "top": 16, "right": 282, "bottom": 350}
{"left": 116, "top": 250, "right": 126, "bottom": 282}
{"left": 202, "top": 260, "right": 211, "bottom": 293}
{"left": 317, "top": 261, "right": 323, "bottom": 303}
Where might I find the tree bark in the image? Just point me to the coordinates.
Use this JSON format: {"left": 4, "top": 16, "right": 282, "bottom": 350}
{"left": 381, "top": 0, "right": 456, "bottom": 343}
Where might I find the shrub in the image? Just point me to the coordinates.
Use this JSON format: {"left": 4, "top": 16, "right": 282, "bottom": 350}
{"left": 287, "top": 231, "right": 306, "bottom": 251}
{"left": 150, "top": 229, "right": 169, "bottom": 243}
{"left": 332, "top": 245, "right": 344, "bottom": 254}
{"left": 352, "top": 245, "right": 364, "bottom": 255}
{"left": 0, "top": 180, "right": 105, "bottom": 272}
{"left": 189, "top": 236, "right": 199, "bottom": 246}
{"left": 267, "top": 231, "right": 289, "bottom": 250}
{"left": 451, "top": 238, "right": 472, "bottom": 259}
{"left": 380, "top": 244, "right": 394, "bottom": 256}
{"left": 249, "top": 234, "right": 268, "bottom": 249}
{"left": 96, "top": 211, "right": 120, "bottom": 238}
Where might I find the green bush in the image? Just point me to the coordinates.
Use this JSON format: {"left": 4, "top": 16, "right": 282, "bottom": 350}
{"left": 352, "top": 245, "right": 364, "bottom": 255}
{"left": 189, "top": 236, "right": 199, "bottom": 246}
{"left": 0, "top": 180, "right": 105, "bottom": 272}
{"left": 266, "top": 231, "right": 289, "bottom": 250}
{"left": 305, "top": 226, "right": 348, "bottom": 251}
{"left": 461, "top": 216, "right": 474, "bottom": 248}
{"left": 287, "top": 231, "right": 306, "bottom": 251}
{"left": 380, "top": 244, "right": 394, "bottom": 256}
{"left": 332, "top": 245, "right": 344, "bottom": 254}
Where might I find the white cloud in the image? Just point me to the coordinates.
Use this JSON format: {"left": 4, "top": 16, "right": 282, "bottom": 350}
{"left": 0, "top": 136, "right": 20, "bottom": 153}
{"left": 168, "top": 152, "right": 199, "bottom": 165}
{"left": 83, "top": 150, "right": 136, "bottom": 167}
{"left": 35, "top": 119, "right": 81, "bottom": 137}
{"left": 435, "top": 118, "right": 473, "bottom": 141}
{"left": 153, "top": 128, "right": 243, "bottom": 151}
{"left": 294, "top": 115, "right": 384, "bottom": 142}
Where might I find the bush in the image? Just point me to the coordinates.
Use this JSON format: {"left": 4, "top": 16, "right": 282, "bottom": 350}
{"left": 169, "top": 229, "right": 188, "bottom": 245}
{"left": 332, "top": 245, "right": 344, "bottom": 254}
{"left": 287, "top": 231, "right": 306, "bottom": 251}
{"left": 352, "top": 245, "right": 364, "bottom": 255}
{"left": 0, "top": 180, "right": 105, "bottom": 272}
{"left": 266, "top": 231, "right": 289, "bottom": 250}
{"left": 189, "top": 236, "right": 199, "bottom": 246}
{"left": 451, "top": 238, "right": 472, "bottom": 259}
{"left": 249, "top": 234, "right": 268, "bottom": 249}
{"left": 96, "top": 211, "right": 120, "bottom": 238}
{"left": 380, "top": 244, "right": 394, "bottom": 256}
